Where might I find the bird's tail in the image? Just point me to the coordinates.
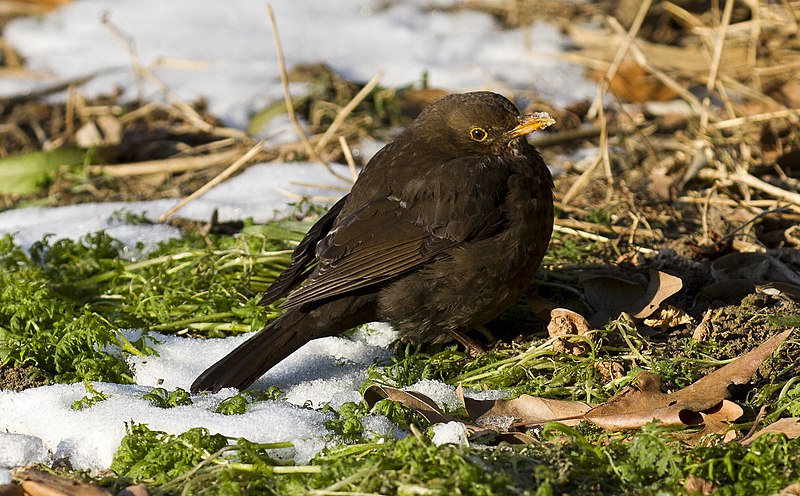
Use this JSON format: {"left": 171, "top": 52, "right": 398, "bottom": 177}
{"left": 190, "top": 310, "right": 316, "bottom": 393}
{"left": 190, "top": 295, "right": 377, "bottom": 394}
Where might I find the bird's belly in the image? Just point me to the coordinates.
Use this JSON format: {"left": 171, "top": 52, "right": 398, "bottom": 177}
{"left": 376, "top": 228, "right": 546, "bottom": 341}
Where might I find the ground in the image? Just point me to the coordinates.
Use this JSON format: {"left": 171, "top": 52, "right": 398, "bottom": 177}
{"left": 1, "top": 1, "right": 799, "bottom": 495}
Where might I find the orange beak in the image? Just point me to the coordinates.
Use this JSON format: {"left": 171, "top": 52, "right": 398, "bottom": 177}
{"left": 504, "top": 112, "right": 556, "bottom": 139}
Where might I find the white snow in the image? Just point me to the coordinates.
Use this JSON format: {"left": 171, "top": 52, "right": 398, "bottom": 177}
{"left": 0, "top": 161, "right": 351, "bottom": 251}
{"left": 431, "top": 421, "right": 470, "bottom": 446}
{"left": 0, "top": 0, "right": 594, "bottom": 477}
{"left": 2, "top": 0, "right": 596, "bottom": 128}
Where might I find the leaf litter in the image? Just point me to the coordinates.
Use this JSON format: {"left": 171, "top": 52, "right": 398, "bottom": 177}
{"left": 364, "top": 329, "right": 792, "bottom": 438}
{"left": 2, "top": 0, "right": 800, "bottom": 494}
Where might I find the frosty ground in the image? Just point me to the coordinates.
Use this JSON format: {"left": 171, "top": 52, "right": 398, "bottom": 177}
{"left": 0, "top": 0, "right": 594, "bottom": 480}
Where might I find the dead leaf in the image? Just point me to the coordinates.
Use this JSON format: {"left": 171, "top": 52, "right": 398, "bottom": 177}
{"left": 0, "top": 483, "right": 23, "bottom": 496}
{"left": 364, "top": 384, "right": 490, "bottom": 438}
{"left": 742, "top": 418, "right": 800, "bottom": 446}
{"left": 547, "top": 308, "right": 592, "bottom": 355}
{"left": 583, "top": 270, "right": 683, "bottom": 327}
{"left": 116, "top": 484, "right": 150, "bottom": 496}
{"left": 677, "top": 400, "right": 744, "bottom": 444}
{"left": 457, "top": 384, "right": 592, "bottom": 428}
{"left": 711, "top": 252, "right": 800, "bottom": 286}
{"left": 607, "top": 61, "right": 678, "bottom": 102}
{"left": 593, "top": 360, "right": 625, "bottom": 382}
{"left": 692, "top": 309, "right": 715, "bottom": 342}
{"left": 585, "top": 330, "right": 791, "bottom": 431}
{"left": 364, "top": 384, "right": 456, "bottom": 425}
{"left": 18, "top": 472, "right": 112, "bottom": 496}
{"left": 685, "top": 474, "right": 716, "bottom": 495}
{"left": 643, "top": 304, "right": 694, "bottom": 333}
{"left": 781, "top": 482, "right": 800, "bottom": 495}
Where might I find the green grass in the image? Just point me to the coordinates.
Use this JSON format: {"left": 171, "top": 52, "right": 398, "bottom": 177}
{"left": 1, "top": 218, "right": 799, "bottom": 495}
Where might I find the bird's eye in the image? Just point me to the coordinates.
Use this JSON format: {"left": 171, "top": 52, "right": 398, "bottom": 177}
{"left": 469, "top": 127, "right": 488, "bottom": 142}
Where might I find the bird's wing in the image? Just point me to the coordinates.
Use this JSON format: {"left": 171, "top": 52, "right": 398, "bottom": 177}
{"left": 258, "top": 194, "right": 349, "bottom": 306}
{"left": 279, "top": 156, "right": 510, "bottom": 310}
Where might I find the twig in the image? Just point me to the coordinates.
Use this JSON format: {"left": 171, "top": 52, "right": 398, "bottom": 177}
{"left": 265, "top": 4, "right": 321, "bottom": 164}
{"left": 339, "top": 136, "right": 359, "bottom": 183}
{"left": 275, "top": 187, "right": 340, "bottom": 204}
{"left": 529, "top": 125, "right": 606, "bottom": 148}
{"left": 89, "top": 148, "right": 245, "bottom": 177}
{"left": 700, "top": 0, "right": 735, "bottom": 131}
{"left": 700, "top": 169, "right": 800, "bottom": 207}
{"left": 587, "top": 0, "right": 653, "bottom": 119}
{"left": 553, "top": 224, "right": 656, "bottom": 254}
{"left": 606, "top": 17, "right": 706, "bottom": 116}
{"left": 562, "top": 81, "right": 612, "bottom": 205}
{"left": 289, "top": 181, "right": 351, "bottom": 192}
{"left": 159, "top": 140, "right": 267, "bottom": 222}
{"left": 101, "top": 11, "right": 246, "bottom": 141}
{"left": 713, "top": 108, "right": 800, "bottom": 130}
{"left": 315, "top": 71, "right": 383, "bottom": 153}
{"left": 676, "top": 196, "right": 800, "bottom": 213}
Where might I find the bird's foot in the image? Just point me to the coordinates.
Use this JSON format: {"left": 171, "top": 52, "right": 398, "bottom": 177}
{"left": 447, "top": 328, "right": 486, "bottom": 356}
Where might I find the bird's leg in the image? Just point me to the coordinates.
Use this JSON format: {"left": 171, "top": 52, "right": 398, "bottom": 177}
{"left": 446, "top": 328, "right": 487, "bottom": 356}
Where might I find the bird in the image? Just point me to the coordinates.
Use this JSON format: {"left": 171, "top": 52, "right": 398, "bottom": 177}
{"left": 191, "top": 91, "right": 555, "bottom": 393}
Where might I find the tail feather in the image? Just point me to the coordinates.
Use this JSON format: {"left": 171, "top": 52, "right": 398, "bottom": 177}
{"left": 190, "top": 311, "right": 313, "bottom": 393}
{"left": 190, "top": 294, "right": 378, "bottom": 393}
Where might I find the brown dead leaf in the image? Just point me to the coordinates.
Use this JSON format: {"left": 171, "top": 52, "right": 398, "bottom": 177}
{"left": 593, "top": 360, "right": 625, "bottom": 382}
{"left": 782, "top": 482, "right": 800, "bottom": 495}
{"left": 0, "top": 483, "right": 23, "bottom": 496}
{"left": 692, "top": 309, "right": 715, "bottom": 342}
{"left": 457, "top": 384, "right": 592, "bottom": 428}
{"left": 17, "top": 468, "right": 112, "bottom": 496}
{"left": 364, "top": 384, "right": 456, "bottom": 425}
{"left": 547, "top": 308, "right": 592, "bottom": 355}
{"left": 116, "top": 484, "right": 150, "bottom": 496}
{"left": 643, "top": 304, "right": 694, "bottom": 333}
{"left": 685, "top": 474, "right": 716, "bottom": 495}
{"left": 585, "top": 330, "right": 791, "bottom": 431}
{"left": 363, "top": 385, "right": 490, "bottom": 438}
{"left": 607, "top": 61, "right": 678, "bottom": 103}
{"left": 583, "top": 270, "right": 683, "bottom": 327}
{"left": 742, "top": 418, "right": 800, "bottom": 446}
{"left": 677, "top": 400, "right": 744, "bottom": 444}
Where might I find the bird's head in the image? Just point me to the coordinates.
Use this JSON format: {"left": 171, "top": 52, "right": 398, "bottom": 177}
{"left": 411, "top": 91, "right": 554, "bottom": 157}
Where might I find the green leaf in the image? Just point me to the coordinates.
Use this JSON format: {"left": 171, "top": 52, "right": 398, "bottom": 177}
{"left": 0, "top": 148, "right": 90, "bottom": 194}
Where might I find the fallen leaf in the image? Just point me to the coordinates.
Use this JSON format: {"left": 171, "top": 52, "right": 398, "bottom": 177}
{"left": 585, "top": 330, "right": 791, "bottom": 431}
{"left": 547, "top": 308, "right": 592, "bottom": 355}
{"left": 364, "top": 384, "right": 490, "bottom": 438}
{"left": 711, "top": 252, "right": 800, "bottom": 286}
{"left": 677, "top": 400, "right": 744, "bottom": 444}
{"left": 692, "top": 309, "right": 715, "bottom": 342}
{"left": 583, "top": 270, "right": 683, "bottom": 326}
{"left": 643, "top": 304, "right": 694, "bottom": 333}
{"left": 685, "top": 474, "right": 716, "bottom": 495}
{"left": 742, "top": 418, "right": 800, "bottom": 446}
{"left": 117, "top": 484, "right": 150, "bottom": 496}
{"left": 607, "top": 61, "right": 678, "bottom": 102}
{"left": 457, "top": 384, "right": 592, "bottom": 428}
{"left": 0, "top": 483, "right": 23, "bottom": 496}
{"left": 17, "top": 468, "right": 112, "bottom": 496}
{"left": 364, "top": 384, "right": 456, "bottom": 425}
{"left": 781, "top": 482, "right": 800, "bottom": 495}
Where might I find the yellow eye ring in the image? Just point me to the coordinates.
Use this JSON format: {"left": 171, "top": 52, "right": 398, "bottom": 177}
{"left": 469, "top": 127, "right": 488, "bottom": 142}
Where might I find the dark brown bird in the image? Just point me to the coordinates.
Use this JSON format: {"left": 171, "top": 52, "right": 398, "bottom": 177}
{"left": 191, "top": 91, "right": 555, "bottom": 393}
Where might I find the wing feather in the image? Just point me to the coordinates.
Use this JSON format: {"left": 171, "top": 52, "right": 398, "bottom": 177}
{"left": 279, "top": 155, "right": 515, "bottom": 310}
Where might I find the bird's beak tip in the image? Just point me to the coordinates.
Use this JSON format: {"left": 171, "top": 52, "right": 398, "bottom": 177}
{"left": 506, "top": 112, "right": 556, "bottom": 139}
